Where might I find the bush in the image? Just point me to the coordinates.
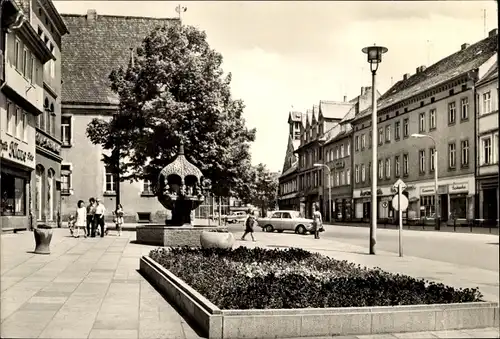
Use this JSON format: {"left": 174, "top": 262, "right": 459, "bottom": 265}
{"left": 149, "top": 247, "right": 483, "bottom": 309}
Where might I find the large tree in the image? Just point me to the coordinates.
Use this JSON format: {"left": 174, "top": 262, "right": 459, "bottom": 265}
{"left": 86, "top": 24, "right": 256, "bottom": 197}
{"left": 243, "top": 163, "right": 279, "bottom": 216}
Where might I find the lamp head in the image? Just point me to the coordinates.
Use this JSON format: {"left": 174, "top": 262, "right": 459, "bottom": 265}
{"left": 313, "top": 163, "right": 323, "bottom": 167}
{"left": 362, "top": 44, "right": 388, "bottom": 73}
{"left": 411, "top": 133, "right": 426, "bottom": 139}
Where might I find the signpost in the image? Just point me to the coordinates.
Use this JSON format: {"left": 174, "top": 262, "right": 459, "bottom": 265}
{"left": 392, "top": 179, "right": 408, "bottom": 257}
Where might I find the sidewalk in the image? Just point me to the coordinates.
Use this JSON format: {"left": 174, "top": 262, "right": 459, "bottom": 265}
{"left": 1, "top": 229, "right": 499, "bottom": 339}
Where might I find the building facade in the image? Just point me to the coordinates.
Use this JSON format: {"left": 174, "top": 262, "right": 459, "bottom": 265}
{"left": 351, "top": 31, "right": 498, "bottom": 224}
{"left": 60, "top": 10, "right": 179, "bottom": 222}
{"left": 1, "top": 0, "right": 53, "bottom": 231}
{"left": 476, "top": 62, "right": 498, "bottom": 222}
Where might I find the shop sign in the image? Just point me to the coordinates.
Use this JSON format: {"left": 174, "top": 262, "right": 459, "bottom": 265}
{"left": 449, "top": 182, "right": 468, "bottom": 193}
{"left": 0, "top": 138, "right": 35, "bottom": 167}
{"left": 420, "top": 186, "right": 436, "bottom": 195}
{"left": 360, "top": 188, "right": 383, "bottom": 196}
{"left": 36, "top": 132, "right": 61, "bottom": 154}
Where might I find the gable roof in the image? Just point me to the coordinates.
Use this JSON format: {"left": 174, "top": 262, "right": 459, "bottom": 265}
{"left": 319, "top": 100, "right": 353, "bottom": 120}
{"left": 477, "top": 60, "right": 498, "bottom": 86}
{"left": 61, "top": 12, "right": 179, "bottom": 105}
{"left": 288, "top": 111, "right": 303, "bottom": 125}
{"left": 354, "top": 33, "right": 498, "bottom": 121}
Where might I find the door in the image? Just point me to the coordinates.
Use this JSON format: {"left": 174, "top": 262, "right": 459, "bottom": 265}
{"left": 281, "top": 212, "right": 292, "bottom": 231}
{"left": 440, "top": 194, "right": 448, "bottom": 221}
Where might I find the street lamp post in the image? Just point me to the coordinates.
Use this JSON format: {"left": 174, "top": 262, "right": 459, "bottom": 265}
{"left": 411, "top": 133, "right": 440, "bottom": 230}
{"left": 314, "top": 163, "right": 332, "bottom": 223}
{"left": 362, "top": 44, "right": 388, "bottom": 255}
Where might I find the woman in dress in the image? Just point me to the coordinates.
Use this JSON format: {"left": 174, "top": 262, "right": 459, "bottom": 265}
{"left": 74, "top": 200, "right": 87, "bottom": 238}
{"left": 115, "top": 204, "right": 124, "bottom": 236}
{"left": 312, "top": 203, "right": 322, "bottom": 239}
{"left": 241, "top": 209, "right": 256, "bottom": 242}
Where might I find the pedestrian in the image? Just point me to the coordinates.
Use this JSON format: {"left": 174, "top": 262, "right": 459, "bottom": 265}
{"left": 312, "top": 203, "right": 323, "bottom": 239}
{"left": 74, "top": 200, "right": 87, "bottom": 238}
{"left": 114, "top": 204, "right": 124, "bottom": 236}
{"left": 241, "top": 209, "right": 256, "bottom": 242}
{"left": 94, "top": 198, "right": 106, "bottom": 238}
{"left": 68, "top": 214, "right": 76, "bottom": 236}
{"left": 87, "top": 197, "right": 96, "bottom": 237}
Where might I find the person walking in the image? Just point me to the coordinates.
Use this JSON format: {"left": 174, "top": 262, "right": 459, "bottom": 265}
{"left": 312, "top": 203, "right": 323, "bottom": 239}
{"left": 94, "top": 198, "right": 106, "bottom": 237}
{"left": 241, "top": 209, "right": 256, "bottom": 242}
{"left": 74, "top": 200, "right": 87, "bottom": 238}
{"left": 114, "top": 204, "right": 124, "bottom": 236}
{"left": 87, "top": 197, "right": 96, "bottom": 237}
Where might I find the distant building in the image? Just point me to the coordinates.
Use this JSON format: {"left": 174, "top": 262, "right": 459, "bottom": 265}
{"left": 475, "top": 60, "right": 498, "bottom": 222}
{"left": 60, "top": 10, "right": 179, "bottom": 222}
{"left": 351, "top": 30, "right": 498, "bottom": 224}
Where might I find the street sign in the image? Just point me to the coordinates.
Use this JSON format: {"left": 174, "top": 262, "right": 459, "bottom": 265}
{"left": 393, "top": 178, "right": 407, "bottom": 190}
{"left": 392, "top": 194, "right": 409, "bottom": 211}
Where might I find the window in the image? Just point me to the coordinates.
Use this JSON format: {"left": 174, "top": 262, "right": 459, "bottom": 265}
{"left": 355, "top": 165, "right": 359, "bottom": 183}
{"left": 143, "top": 179, "right": 153, "bottom": 193}
{"left": 378, "top": 160, "right": 383, "bottom": 180}
{"left": 368, "top": 130, "right": 372, "bottom": 148}
{"left": 448, "top": 102, "right": 456, "bottom": 124}
{"left": 340, "top": 171, "right": 345, "bottom": 185}
{"left": 346, "top": 168, "right": 351, "bottom": 185}
{"left": 483, "top": 92, "right": 491, "bottom": 114}
{"left": 61, "top": 116, "right": 72, "bottom": 146}
{"left": 361, "top": 134, "right": 366, "bottom": 149}
{"left": 385, "top": 158, "right": 391, "bottom": 178}
{"left": 482, "top": 137, "right": 492, "bottom": 165}
{"left": 50, "top": 108, "right": 55, "bottom": 135}
{"left": 395, "top": 121, "right": 401, "bottom": 140}
{"left": 461, "top": 97, "right": 469, "bottom": 120}
{"left": 448, "top": 143, "right": 456, "bottom": 168}
{"left": 385, "top": 125, "right": 391, "bottom": 142}
{"left": 7, "top": 101, "right": 14, "bottom": 135}
{"left": 430, "top": 148, "right": 436, "bottom": 172}
{"left": 340, "top": 144, "right": 344, "bottom": 158}
{"left": 22, "top": 111, "right": 28, "bottom": 141}
{"left": 403, "top": 119, "right": 409, "bottom": 137}
{"left": 15, "top": 107, "right": 22, "bottom": 139}
{"left": 105, "top": 166, "right": 117, "bottom": 192}
{"left": 355, "top": 136, "right": 359, "bottom": 151}
{"left": 419, "top": 149, "right": 426, "bottom": 174}
{"left": 361, "top": 164, "right": 365, "bottom": 182}
{"left": 419, "top": 112, "right": 425, "bottom": 132}
{"left": 403, "top": 153, "right": 409, "bottom": 176}
{"left": 46, "top": 110, "right": 51, "bottom": 135}
{"left": 336, "top": 147, "right": 339, "bottom": 160}
{"left": 0, "top": 173, "right": 26, "bottom": 216}
{"left": 335, "top": 172, "right": 340, "bottom": 186}
{"left": 429, "top": 109, "right": 436, "bottom": 129}
{"left": 50, "top": 59, "right": 55, "bottom": 78}
{"left": 23, "top": 48, "right": 29, "bottom": 76}
{"left": 378, "top": 127, "right": 383, "bottom": 145}
{"left": 346, "top": 140, "right": 350, "bottom": 156}
{"left": 461, "top": 140, "right": 469, "bottom": 167}
{"left": 61, "top": 164, "right": 72, "bottom": 194}
{"left": 395, "top": 156, "right": 400, "bottom": 177}
{"left": 420, "top": 196, "right": 436, "bottom": 217}
{"left": 14, "top": 39, "right": 21, "bottom": 70}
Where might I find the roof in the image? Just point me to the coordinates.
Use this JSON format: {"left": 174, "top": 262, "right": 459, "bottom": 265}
{"left": 355, "top": 33, "right": 498, "bottom": 121}
{"left": 319, "top": 100, "right": 353, "bottom": 120}
{"left": 280, "top": 161, "right": 298, "bottom": 178}
{"left": 292, "top": 139, "right": 300, "bottom": 151}
{"left": 477, "top": 61, "right": 498, "bottom": 86}
{"left": 288, "top": 111, "right": 303, "bottom": 123}
{"left": 61, "top": 12, "right": 179, "bottom": 105}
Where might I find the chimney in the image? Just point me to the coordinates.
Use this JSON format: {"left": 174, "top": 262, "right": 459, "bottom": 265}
{"left": 343, "top": 95, "right": 347, "bottom": 102}
{"left": 403, "top": 73, "right": 410, "bottom": 80}
{"left": 87, "top": 9, "right": 97, "bottom": 21}
{"left": 461, "top": 43, "right": 470, "bottom": 51}
{"left": 489, "top": 28, "right": 498, "bottom": 37}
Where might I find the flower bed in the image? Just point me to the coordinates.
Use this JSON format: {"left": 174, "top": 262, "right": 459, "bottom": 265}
{"left": 149, "top": 247, "right": 483, "bottom": 310}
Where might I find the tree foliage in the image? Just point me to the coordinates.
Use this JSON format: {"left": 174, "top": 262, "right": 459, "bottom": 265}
{"left": 239, "top": 163, "right": 279, "bottom": 215}
{"left": 86, "top": 23, "right": 256, "bottom": 197}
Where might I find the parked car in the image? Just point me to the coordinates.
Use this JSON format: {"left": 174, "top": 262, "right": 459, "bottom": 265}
{"left": 226, "top": 211, "right": 247, "bottom": 224}
{"left": 257, "top": 210, "right": 314, "bottom": 235}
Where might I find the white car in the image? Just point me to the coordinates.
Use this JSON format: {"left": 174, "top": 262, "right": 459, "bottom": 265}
{"left": 257, "top": 210, "right": 314, "bottom": 235}
{"left": 226, "top": 211, "right": 247, "bottom": 224}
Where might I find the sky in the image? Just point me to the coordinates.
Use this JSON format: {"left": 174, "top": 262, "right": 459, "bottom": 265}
{"left": 53, "top": 1, "right": 498, "bottom": 173}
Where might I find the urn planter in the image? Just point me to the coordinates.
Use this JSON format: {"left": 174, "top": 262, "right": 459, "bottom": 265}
{"left": 34, "top": 224, "right": 53, "bottom": 254}
{"left": 200, "top": 230, "right": 235, "bottom": 249}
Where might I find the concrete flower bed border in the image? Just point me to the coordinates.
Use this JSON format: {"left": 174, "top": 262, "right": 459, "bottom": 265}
{"left": 140, "top": 256, "right": 499, "bottom": 339}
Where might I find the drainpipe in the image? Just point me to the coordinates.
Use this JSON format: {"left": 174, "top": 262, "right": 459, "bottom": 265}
{"left": 470, "top": 70, "right": 479, "bottom": 220}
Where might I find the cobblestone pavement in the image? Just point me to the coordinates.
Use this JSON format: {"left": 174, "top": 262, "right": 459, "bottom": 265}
{"left": 1, "top": 229, "right": 499, "bottom": 339}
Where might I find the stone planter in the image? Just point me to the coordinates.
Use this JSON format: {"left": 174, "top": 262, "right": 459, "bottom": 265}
{"left": 34, "top": 224, "right": 53, "bottom": 254}
{"left": 200, "top": 230, "right": 235, "bottom": 249}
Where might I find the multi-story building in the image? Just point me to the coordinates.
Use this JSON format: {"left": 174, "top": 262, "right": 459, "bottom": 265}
{"left": 60, "top": 10, "right": 178, "bottom": 222}
{"left": 1, "top": 0, "right": 54, "bottom": 231}
{"left": 278, "top": 111, "right": 302, "bottom": 211}
{"left": 351, "top": 30, "right": 498, "bottom": 224}
{"left": 476, "top": 62, "right": 498, "bottom": 222}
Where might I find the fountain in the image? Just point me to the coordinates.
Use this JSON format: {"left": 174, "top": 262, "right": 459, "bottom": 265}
{"left": 135, "top": 141, "right": 229, "bottom": 247}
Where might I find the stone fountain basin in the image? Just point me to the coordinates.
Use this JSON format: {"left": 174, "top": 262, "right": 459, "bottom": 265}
{"left": 136, "top": 225, "right": 229, "bottom": 247}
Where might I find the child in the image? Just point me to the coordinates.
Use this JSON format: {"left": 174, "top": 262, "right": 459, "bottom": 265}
{"left": 115, "top": 204, "right": 124, "bottom": 236}
{"left": 68, "top": 215, "right": 76, "bottom": 236}
{"left": 74, "top": 200, "right": 87, "bottom": 238}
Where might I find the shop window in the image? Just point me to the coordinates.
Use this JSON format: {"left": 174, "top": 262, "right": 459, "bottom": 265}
{"left": 61, "top": 116, "right": 72, "bottom": 146}
{"left": 450, "top": 196, "right": 467, "bottom": 219}
{"left": 420, "top": 195, "right": 435, "bottom": 217}
{"left": 61, "top": 164, "right": 72, "bottom": 195}
{"left": 1, "top": 173, "right": 26, "bottom": 216}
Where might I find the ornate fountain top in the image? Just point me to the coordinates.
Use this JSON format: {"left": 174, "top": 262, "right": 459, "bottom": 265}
{"left": 159, "top": 141, "right": 203, "bottom": 179}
